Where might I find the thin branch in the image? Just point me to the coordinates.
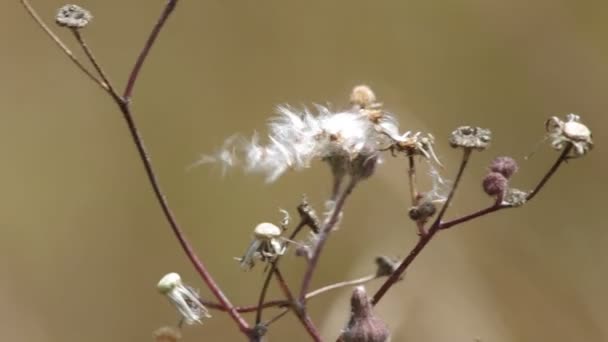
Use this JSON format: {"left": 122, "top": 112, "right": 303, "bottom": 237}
{"left": 20, "top": 0, "right": 108, "bottom": 91}
{"left": 204, "top": 273, "right": 381, "bottom": 314}
{"left": 299, "top": 178, "right": 358, "bottom": 301}
{"left": 264, "top": 308, "right": 290, "bottom": 327}
{"left": 372, "top": 148, "right": 472, "bottom": 305}
{"left": 439, "top": 144, "right": 573, "bottom": 230}
{"left": 123, "top": 0, "right": 178, "bottom": 101}
{"left": 275, "top": 267, "right": 322, "bottom": 341}
{"left": 524, "top": 144, "right": 572, "bottom": 202}
{"left": 70, "top": 29, "right": 122, "bottom": 103}
{"left": 253, "top": 218, "right": 322, "bottom": 341}
{"left": 407, "top": 155, "right": 418, "bottom": 205}
{"left": 23, "top": 0, "right": 250, "bottom": 335}
{"left": 305, "top": 274, "right": 377, "bottom": 298}
{"left": 255, "top": 220, "right": 307, "bottom": 323}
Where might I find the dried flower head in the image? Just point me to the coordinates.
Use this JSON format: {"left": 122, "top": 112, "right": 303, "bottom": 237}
{"left": 153, "top": 326, "right": 182, "bottom": 342}
{"left": 449, "top": 126, "right": 492, "bottom": 151}
{"left": 198, "top": 86, "right": 439, "bottom": 182}
{"left": 408, "top": 201, "right": 437, "bottom": 222}
{"left": 482, "top": 172, "right": 508, "bottom": 198}
{"left": 55, "top": 4, "right": 92, "bottom": 28}
{"left": 350, "top": 85, "right": 380, "bottom": 110}
{"left": 375, "top": 256, "right": 399, "bottom": 277}
{"left": 489, "top": 156, "right": 519, "bottom": 179}
{"left": 237, "top": 222, "right": 287, "bottom": 270}
{"left": 503, "top": 188, "right": 528, "bottom": 207}
{"left": 338, "top": 286, "right": 390, "bottom": 342}
{"left": 157, "top": 273, "right": 210, "bottom": 325}
{"left": 545, "top": 114, "right": 593, "bottom": 157}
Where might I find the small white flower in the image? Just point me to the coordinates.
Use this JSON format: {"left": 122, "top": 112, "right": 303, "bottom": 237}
{"left": 157, "top": 273, "right": 210, "bottom": 325}
{"left": 237, "top": 222, "right": 287, "bottom": 270}
{"left": 545, "top": 114, "right": 593, "bottom": 157}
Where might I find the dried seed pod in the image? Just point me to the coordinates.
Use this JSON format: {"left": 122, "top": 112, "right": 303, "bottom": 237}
{"left": 55, "top": 4, "right": 92, "bottom": 28}
{"left": 449, "top": 126, "right": 492, "bottom": 151}
{"left": 482, "top": 172, "right": 508, "bottom": 197}
{"left": 408, "top": 201, "right": 437, "bottom": 222}
{"left": 489, "top": 156, "right": 519, "bottom": 179}
{"left": 339, "top": 286, "right": 390, "bottom": 342}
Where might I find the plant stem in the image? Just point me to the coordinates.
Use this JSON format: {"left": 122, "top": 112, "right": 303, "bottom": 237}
{"left": 305, "top": 274, "right": 377, "bottom": 298}
{"left": 439, "top": 144, "right": 573, "bottom": 230}
{"left": 70, "top": 29, "right": 122, "bottom": 103}
{"left": 299, "top": 178, "right": 358, "bottom": 301}
{"left": 123, "top": 0, "right": 178, "bottom": 101}
{"left": 20, "top": 0, "right": 108, "bottom": 91}
{"left": 22, "top": 0, "right": 252, "bottom": 335}
{"left": 372, "top": 148, "right": 472, "bottom": 305}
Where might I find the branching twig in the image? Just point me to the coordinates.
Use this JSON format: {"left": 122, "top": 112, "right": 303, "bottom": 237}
{"left": 21, "top": 0, "right": 251, "bottom": 336}
{"left": 123, "top": 0, "right": 178, "bottom": 101}
{"left": 439, "top": 144, "right": 573, "bottom": 230}
{"left": 20, "top": 0, "right": 108, "bottom": 91}
{"left": 372, "top": 148, "right": 472, "bottom": 305}
{"left": 70, "top": 29, "right": 122, "bottom": 103}
{"left": 299, "top": 178, "right": 359, "bottom": 301}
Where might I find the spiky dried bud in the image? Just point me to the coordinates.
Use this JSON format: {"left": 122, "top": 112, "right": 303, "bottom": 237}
{"left": 55, "top": 4, "right": 92, "bottom": 28}
{"left": 482, "top": 172, "right": 508, "bottom": 197}
{"left": 503, "top": 188, "right": 528, "bottom": 207}
{"left": 350, "top": 85, "right": 378, "bottom": 110}
{"left": 408, "top": 201, "right": 437, "bottom": 222}
{"left": 339, "top": 286, "right": 390, "bottom": 342}
{"left": 489, "top": 156, "right": 518, "bottom": 179}
{"left": 375, "top": 256, "right": 399, "bottom": 277}
{"left": 153, "top": 326, "right": 182, "bottom": 342}
{"left": 449, "top": 126, "right": 492, "bottom": 151}
{"left": 297, "top": 196, "right": 320, "bottom": 233}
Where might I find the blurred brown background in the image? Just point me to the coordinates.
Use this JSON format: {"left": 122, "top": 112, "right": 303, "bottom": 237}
{"left": 2, "top": 0, "right": 607, "bottom": 341}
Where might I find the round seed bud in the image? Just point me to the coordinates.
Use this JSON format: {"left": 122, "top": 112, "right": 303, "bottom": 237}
{"left": 489, "top": 156, "right": 518, "bottom": 179}
{"left": 350, "top": 85, "right": 377, "bottom": 109}
{"left": 408, "top": 201, "right": 437, "bottom": 222}
{"left": 482, "top": 172, "right": 508, "bottom": 197}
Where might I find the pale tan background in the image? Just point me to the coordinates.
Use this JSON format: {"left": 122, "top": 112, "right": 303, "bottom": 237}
{"left": 1, "top": 0, "right": 607, "bottom": 341}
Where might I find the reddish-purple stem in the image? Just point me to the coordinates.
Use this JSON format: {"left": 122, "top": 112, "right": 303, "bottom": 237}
{"left": 372, "top": 145, "right": 572, "bottom": 305}
{"left": 123, "top": 0, "right": 177, "bottom": 101}
{"left": 299, "top": 178, "right": 358, "bottom": 302}
{"left": 274, "top": 268, "right": 322, "bottom": 341}
{"left": 372, "top": 148, "right": 471, "bottom": 305}
{"left": 114, "top": 0, "right": 251, "bottom": 335}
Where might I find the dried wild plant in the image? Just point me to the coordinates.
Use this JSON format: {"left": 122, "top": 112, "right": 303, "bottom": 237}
{"left": 21, "top": 1, "right": 594, "bottom": 341}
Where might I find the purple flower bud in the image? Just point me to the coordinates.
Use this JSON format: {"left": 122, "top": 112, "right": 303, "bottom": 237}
{"left": 482, "top": 172, "right": 508, "bottom": 197}
{"left": 339, "top": 286, "right": 390, "bottom": 342}
{"left": 489, "top": 156, "right": 518, "bottom": 179}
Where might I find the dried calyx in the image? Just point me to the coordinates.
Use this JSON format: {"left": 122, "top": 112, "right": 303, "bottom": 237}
{"left": 339, "top": 286, "right": 390, "bottom": 342}
{"left": 449, "top": 126, "right": 492, "bottom": 151}
{"left": 55, "top": 4, "right": 92, "bottom": 28}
